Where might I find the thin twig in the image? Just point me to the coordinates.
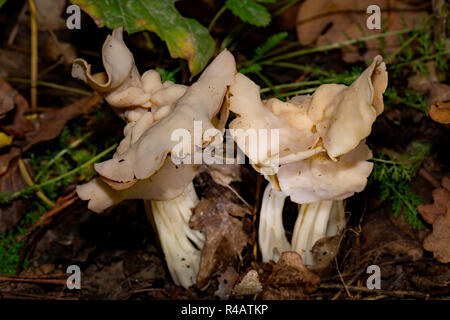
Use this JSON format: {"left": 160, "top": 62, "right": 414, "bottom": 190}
{"left": 16, "top": 196, "right": 78, "bottom": 242}
{"left": 332, "top": 269, "right": 364, "bottom": 300}
{"left": 319, "top": 283, "right": 428, "bottom": 298}
{"left": 7, "top": 1, "right": 28, "bottom": 45}
{"left": 0, "top": 276, "right": 66, "bottom": 285}
{"left": 28, "top": 0, "right": 38, "bottom": 109}
{"left": 418, "top": 168, "right": 440, "bottom": 189}
{"left": 4, "top": 77, "right": 92, "bottom": 96}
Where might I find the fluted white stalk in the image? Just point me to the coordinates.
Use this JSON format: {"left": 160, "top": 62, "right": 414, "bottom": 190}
{"left": 144, "top": 182, "right": 205, "bottom": 289}
{"left": 291, "top": 200, "right": 346, "bottom": 265}
{"left": 258, "top": 184, "right": 291, "bottom": 262}
{"left": 258, "top": 185, "right": 347, "bottom": 265}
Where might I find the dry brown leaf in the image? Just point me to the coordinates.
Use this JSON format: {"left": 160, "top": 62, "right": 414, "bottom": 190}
{"left": 408, "top": 62, "right": 450, "bottom": 109}
{"left": 0, "top": 78, "right": 34, "bottom": 138}
{"left": 24, "top": 94, "right": 99, "bottom": 147}
{"left": 0, "top": 94, "right": 99, "bottom": 175}
{"left": 214, "top": 266, "right": 239, "bottom": 299}
{"left": 418, "top": 176, "right": 450, "bottom": 263}
{"left": 35, "top": 0, "right": 67, "bottom": 31}
{"left": 296, "top": 0, "right": 428, "bottom": 63}
{"left": 190, "top": 173, "right": 253, "bottom": 289}
{"left": 0, "top": 79, "right": 16, "bottom": 118}
{"left": 417, "top": 185, "right": 450, "bottom": 224}
{"left": 231, "top": 269, "right": 262, "bottom": 296}
{"left": 424, "top": 203, "right": 450, "bottom": 263}
{"left": 44, "top": 40, "right": 77, "bottom": 67}
{"left": 0, "top": 49, "right": 30, "bottom": 79}
{"left": 261, "top": 251, "right": 320, "bottom": 300}
{"left": 361, "top": 212, "right": 423, "bottom": 264}
{"left": 205, "top": 164, "right": 242, "bottom": 187}
{"left": 0, "top": 159, "right": 30, "bottom": 233}
{"left": 429, "top": 101, "right": 450, "bottom": 124}
{"left": 311, "top": 234, "right": 341, "bottom": 275}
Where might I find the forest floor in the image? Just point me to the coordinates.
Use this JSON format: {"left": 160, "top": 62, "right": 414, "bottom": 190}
{"left": 0, "top": 0, "right": 448, "bottom": 300}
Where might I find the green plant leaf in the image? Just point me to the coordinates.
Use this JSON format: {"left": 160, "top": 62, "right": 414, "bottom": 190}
{"left": 71, "top": 0, "right": 215, "bottom": 76}
{"left": 225, "top": 0, "right": 272, "bottom": 27}
{"left": 0, "top": 0, "right": 7, "bottom": 9}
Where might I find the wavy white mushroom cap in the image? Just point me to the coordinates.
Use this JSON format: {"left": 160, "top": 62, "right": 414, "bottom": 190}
{"left": 71, "top": 27, "right": 146, "bottom": 106}
{"left": 307, "top": 55, "right": 387, "bottom": 159}
{"left": 229, "top": 56, "right": 386, "bottom": 175}
{"left": 277, "top": 142, "right": 373, "bottom": 203}
{"left": 77, "top": 159, "right": 200, "bottom": 213}
{"left": 93, "top": 49, "right": 236, "bottom": 183}
{"left": 71, "top": 27, "right": 187, "bottom": 116}
{"left": 229, "top": 73, "right": 323, "bottom": 175}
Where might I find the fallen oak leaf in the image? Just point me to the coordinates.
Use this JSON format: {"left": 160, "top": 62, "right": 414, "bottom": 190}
{"left": 0, "top": 78, "right": 16, "bottom": 118}
{"left": 0, "top": 147, "right": 20, "bottom": 176}
{"left": 0, "top": 159, "right": 30, "bottom": 233}
{"left": 190, "top": 172, "right": 254, "bottom": 290}
{"left": 417, "top": 181, "right": 450, "bottom": 224}
{"left": 408, "top": 62, "right": 450, "bottom": 109}
{"left": 296, "top": 0, "right": 428, "bottom": 63}
{"left": 418, "top": 176, "right": 450, "bottom": 263}
{"left": 231, "top": 269, "right": 262, "bottom": 297}
{"left": 260, "top": 251, "right": 320, "bottom": 300}
{"left": 360, "top": 212, "right": 423, "bottom": 264}
{"left": 423, "top": 203, "right": 450, "bottom": 263}
{"left": 429, "top": 101, "right": 450, "bottom": 124}
{"left": 0, "top": 77, "right": 34, "bottom": 139}
{"left": 0, "top": 94, "right": 99, "bottom": 175}
{"left": 214, "top": 266, "right": 239, "bottom": 299}
{"left": 23, "top": 94, "right": 100, "bottom": 148}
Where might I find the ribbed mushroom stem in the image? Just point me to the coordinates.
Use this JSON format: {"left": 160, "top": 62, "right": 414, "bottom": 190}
{"left": 258, "top": 184, "right": 291, "bottom": 262}
{"left": 291, "top": 200, "right": 346, "bottom": 265}
{"left": 144, "top": 182, "right": 205, "bottom": 289}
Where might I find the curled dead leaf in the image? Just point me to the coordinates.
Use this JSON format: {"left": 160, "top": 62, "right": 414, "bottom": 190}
{"left": 423, "top": 203, "right": 450, "bottom": 263}
{"left": 361, "top": 212, "right": 423, "bottom": 264}
{"left": 190, "top": 172, "right": 253, "bottom": 290}
{"left": 261, "top": 251, "right": 320, "bottom": 300}
{"left": 231, "top": 269, "right": 262, "bottom": 297}
{"left": 429, "top": 101, "right": 450, "bottom": 124}
{"left": 0, "top": 94, "right": 99, "bottom": 175}
{"left": 214, "top": 266, "right": 239, "bottom": 299}
{"left": 311, "top": 234, "right": 341, "bottom": 275}
{"left": 0, "top": 159, "right": 30, "bottom": 233}
{"left": 418, "top": 176, "right": 450, "bottom": 263}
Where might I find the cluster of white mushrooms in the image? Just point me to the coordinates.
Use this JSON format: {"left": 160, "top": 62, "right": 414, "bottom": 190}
{"left": 73, "top": 28, "right": 387, "bottom": 289}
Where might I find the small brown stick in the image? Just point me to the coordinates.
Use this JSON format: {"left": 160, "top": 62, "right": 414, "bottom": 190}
{"left": 1, "top": 273, "right": 67, "bottom": 279}
{"left": 0, "top": 276, "right": 67, "bottom": 285}
{"left": 418, "top": 168, "right": 440, "bottom": 189}
{"left": 28, "top": 0, "right": 38, "bottom": 109}
{"left": 252, "top": 175, "right": 263, "bottom": 259}
{"left": 7, "top": 1, "right": 28, "bottom": 45}
{"left": 364, "top": 294, "right": 388, "bottom": 300}
{"left": 57, "top": 189, "right": 78, "bottom": 204}
{"left": 331, "top": 269, "right": 365, "bottom": 300}
{"left": 319, "top": 283, "right": 428, "bottom": 298}
{"left": 334, "top": 257, "right": 352, "bottom": 298}
{"left": 17, "top": 196, "right": 78, "bottom": 242}
{"left": 0, "top": 291, "right": 78, "bottom": 300}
